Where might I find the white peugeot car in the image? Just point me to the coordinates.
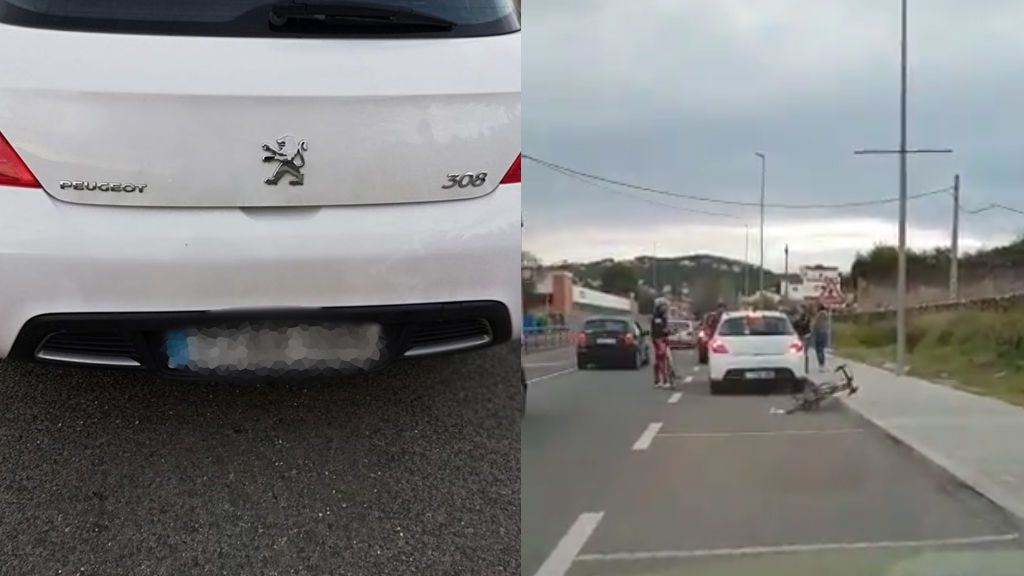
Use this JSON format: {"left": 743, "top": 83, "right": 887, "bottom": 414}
{"left": 0, "top": 1, "right": 521, "bottom": 378}
{"left": 707, "top": 311, "right": 807, "bottom": 395}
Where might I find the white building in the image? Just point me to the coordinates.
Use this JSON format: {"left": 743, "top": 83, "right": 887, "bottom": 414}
{"left": 783, "top": 265, "right": 843, "bottom": 302}
{"left": 573, "top": 285, "right": 633, "bottom": 313}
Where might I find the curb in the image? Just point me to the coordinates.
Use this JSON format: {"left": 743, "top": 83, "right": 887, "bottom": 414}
{"left": 838, "top": 385, "right": 1024, "bottom": 533}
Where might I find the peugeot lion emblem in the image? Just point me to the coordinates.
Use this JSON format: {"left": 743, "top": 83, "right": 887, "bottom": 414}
{"left": 262, "top": 135, "right": 308, "bottom": 186}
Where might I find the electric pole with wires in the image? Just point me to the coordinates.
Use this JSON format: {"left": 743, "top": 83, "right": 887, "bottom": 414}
{"left": 853, "top": 0, "right": 953, "bottom": 374}
{"left": 950, "top": 173, "right": 960, "bottom": 300}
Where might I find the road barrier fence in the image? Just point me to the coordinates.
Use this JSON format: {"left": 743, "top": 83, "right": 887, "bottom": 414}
{"left": 522, "top": 326, "right": 574, "bottom": 354}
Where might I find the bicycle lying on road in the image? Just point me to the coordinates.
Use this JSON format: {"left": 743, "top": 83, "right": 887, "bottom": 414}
{"left": 785, "top": 364, "right": 858, "bottom": 414}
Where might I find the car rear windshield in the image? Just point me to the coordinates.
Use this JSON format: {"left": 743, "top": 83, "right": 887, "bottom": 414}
{"left": 670, "top": 321, "right": 691, "bottom": 330}
{"left": 717, "top": 316, "right": 794, "bottom": 337}
{"left": 0, "top": 0, "right": 520, "bottom": 38}
{"left": 583, "top": 319, "right": 629, "bottom": 333}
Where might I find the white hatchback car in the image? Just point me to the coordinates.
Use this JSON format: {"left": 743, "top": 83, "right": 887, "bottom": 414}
{"left": 707, "top": 311, "right": 807, "bottom": 395}
{"left": 0, "top": 1, "right": 521, "bottom": 378}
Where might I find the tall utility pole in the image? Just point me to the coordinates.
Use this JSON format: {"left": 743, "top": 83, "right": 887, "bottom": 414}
{"left": 853, "top": 0, "right": 953, "bottom": 374}
{"left": 755, "top": 152, "right": 766, "bottom": 293}
{"left": 950, "top": 173, "right": 960, "bottom": 300}
{"left": 652, "top": 241, "right": 658, "bottom": 291}
{"left": 743, "top": 225, "right": 750, "bottom": 296}
{"left": 784, "top": 244, "right": 790, "bottom": 295}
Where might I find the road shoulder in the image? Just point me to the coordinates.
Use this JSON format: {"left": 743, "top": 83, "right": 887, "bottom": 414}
{"left": 835, "top": 357, "right": 1024, "bottom": 526}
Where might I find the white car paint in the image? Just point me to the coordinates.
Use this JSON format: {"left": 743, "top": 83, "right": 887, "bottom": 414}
{"left": 0, "top": 12, "right": 520, "bottom": 364}
{"left": 707, "top": 311, "right": 806, "bottom": 383}
{"left": 0, "top": 27, "right": 519, "bottom": 208}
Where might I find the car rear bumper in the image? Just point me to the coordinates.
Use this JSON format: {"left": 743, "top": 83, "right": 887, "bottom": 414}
{"left": 708, "top": 353, "right": 806, "bottom": 382}
{"left": 577, "top": 345, "right": 638, "bottom": 366}
{"left": 0, "top": 184, "right": 521, "bottom": 364}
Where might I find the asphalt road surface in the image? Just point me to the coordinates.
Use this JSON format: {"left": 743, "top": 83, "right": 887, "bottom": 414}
{"left": 0, "top": 342, "right": 520, "bottom": 576}
{"left": 523, "top": 347, "right": 1024, "bottom": 576}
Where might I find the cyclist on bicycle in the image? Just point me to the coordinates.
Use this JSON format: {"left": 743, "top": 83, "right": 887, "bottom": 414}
{"left": 651, "top": 297, "right": 675, "bottom": 388}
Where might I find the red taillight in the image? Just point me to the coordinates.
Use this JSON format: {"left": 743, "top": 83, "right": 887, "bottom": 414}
{"left": 500, "top": 153, "right": 521, "bottom": 185}
{"left": 622, "top": 332, "right": 635, "bottom": 346}
{"left": 710, "top": 339, "right": 729, "bottom": 354}
{"left": 0, "top": 132, "right": 40, "bottom": 188}
{"left": 788, "top": 339, "right": 805, "bottom": 354}
{"left": 576, "top": 333, "right": 587, "bottom": 347}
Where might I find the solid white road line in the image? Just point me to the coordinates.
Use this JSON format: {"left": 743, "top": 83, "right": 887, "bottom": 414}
{"left": 683, "top": 375, "right": 694, "bottom": 384}
{"left": 656, "top": 428, "right": 865, "bottom": 438}
{"left": 533, "top": 512, "right": 605, "bottom": 576}
{"left": 527, "top": 368, "right": 576, "bottom": 384}
{"left": 692, "top": 366, "right": 700, "bottom": 372}
{"left": 667, "top": 392, "right": 683, "bottom": 404}
{"left": 632, "top": 422, "right": 663, "bottom": 451}
{"left": 574, "top": 533, "right": 1021, "bottom": 562}
{"left": 524, "top": 361, "right": 573, "bottom": 368}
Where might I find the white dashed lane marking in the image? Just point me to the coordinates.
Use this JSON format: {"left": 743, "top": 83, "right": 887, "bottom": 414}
{"left": 631, "top": 422, "right": 663, "bottom": 451}
{"left": 532, "top": 512, "right": 605, "bottom": 576}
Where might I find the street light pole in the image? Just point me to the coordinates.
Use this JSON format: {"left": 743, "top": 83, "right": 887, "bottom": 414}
{"left": 755, "top": 152, "right": 766, "bottom": 294}
{"left": 784, "top": 244, "right": 789, "bottom": 295}
{"left": 653, "top": 241, "right": 658, "bottom": 291}
{"left": 853, "top": 0, "right": 952, "bottom": 374}
{"left": 743, "top": 224, "right": 750, "bottom": 296}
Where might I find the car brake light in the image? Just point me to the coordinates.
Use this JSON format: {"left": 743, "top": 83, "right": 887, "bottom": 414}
{"left": 788, "top": 339, "right": 804, "bottom": 354}
{"left": 710, "top": 339, "right": 729, "bottom": 354}
{"left": 576, "top": 333, "right": 587, "bottom": 347}
{"left": 500, "top": 153, "right": 521, "bottom": 185}
{"left": 0, "top": 132, "right": 40, "bottom": 188}
{"left": 623, "top": 332, "right": 635, "bottom": 346}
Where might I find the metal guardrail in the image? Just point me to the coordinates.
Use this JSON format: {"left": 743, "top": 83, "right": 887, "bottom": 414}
{"left": 522, "top": 327, "right": 574, "bottom": 354}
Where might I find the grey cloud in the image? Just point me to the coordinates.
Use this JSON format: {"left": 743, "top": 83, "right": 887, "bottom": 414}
{"left": 524, "top": 0, "right": 1024, "bottom": 255}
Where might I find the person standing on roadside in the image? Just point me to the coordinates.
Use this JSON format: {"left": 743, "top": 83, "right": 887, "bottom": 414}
{"left": 651, "top": 297, "right": 676, "bottom": 388}
{"left": 792, "top": 305, "right": 812, "bottom": 374}
{"left": 811, "top": 303, "right": 829, "bottom": 371}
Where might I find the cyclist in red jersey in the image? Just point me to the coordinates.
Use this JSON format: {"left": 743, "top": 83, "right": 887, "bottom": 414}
{"left": 651, "top": 297, "right": 674, "bottom": 388}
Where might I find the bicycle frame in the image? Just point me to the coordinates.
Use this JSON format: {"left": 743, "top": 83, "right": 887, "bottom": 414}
{"left": 787, "top": 364, "right": 856, "bottom": 413}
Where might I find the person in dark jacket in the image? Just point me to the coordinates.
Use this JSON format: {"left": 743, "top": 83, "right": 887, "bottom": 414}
{"left": 811, "top": 303, "right": 830, "bottom": 371}
{"left": 792, "top": 305, "right": 813, "bottom": 374}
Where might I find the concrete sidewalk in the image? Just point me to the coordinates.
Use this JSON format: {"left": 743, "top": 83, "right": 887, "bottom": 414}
{"left": 832, "top": 358, "right": 1024, "bottom": 523}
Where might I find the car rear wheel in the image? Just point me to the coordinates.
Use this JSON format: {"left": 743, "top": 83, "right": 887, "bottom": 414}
{"left": 576, "top": 356, "right": 587, "bottom": 370}
{"left": 709, "top": 379, "right": 725, "bottom": 395}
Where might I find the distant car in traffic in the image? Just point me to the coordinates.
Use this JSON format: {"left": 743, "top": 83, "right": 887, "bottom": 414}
{"left": 576, "top": 317, "right": 651, "bottom": 370}
{"left": 667, "top": 319, "right": 695, "bottom": 349}
{"left": 696, "top": 313, "right": 719, "bottom": 364}
{"left": 707, "top": 311, "right": 807, "bottom": 395}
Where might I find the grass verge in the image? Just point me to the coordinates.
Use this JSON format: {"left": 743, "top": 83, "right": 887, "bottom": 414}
{"left": 833, "top": 309, "right": 1024, "bottom": 407}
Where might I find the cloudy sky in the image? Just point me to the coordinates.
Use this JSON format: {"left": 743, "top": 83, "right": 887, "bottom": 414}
{"left": 522, "top": 0, "right": 1024, "bottom": 272}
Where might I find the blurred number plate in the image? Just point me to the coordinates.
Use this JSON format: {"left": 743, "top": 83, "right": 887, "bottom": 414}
{"left": 596, "top": 338, "right": 617, "bottom": 345}
{"left": 746, "top": 370, "right": 774, "bottom": 379}
{"left": 164, "top": 323, "right": 385, "bottom": 373}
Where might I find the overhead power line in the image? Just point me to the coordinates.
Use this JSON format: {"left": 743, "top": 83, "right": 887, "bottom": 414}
{"left": 961, "top": 202, "right": 1024, "bottom": 216}
{"left": 524, "top": 154, "right": 953, "bottom": 210}
{"left": 545, "top": 164, "right": 744, "bottom": 221}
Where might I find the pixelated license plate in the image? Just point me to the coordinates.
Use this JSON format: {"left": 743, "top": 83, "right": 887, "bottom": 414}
{"left": 163, "top": 322, "right": 386, "bottom": 374}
